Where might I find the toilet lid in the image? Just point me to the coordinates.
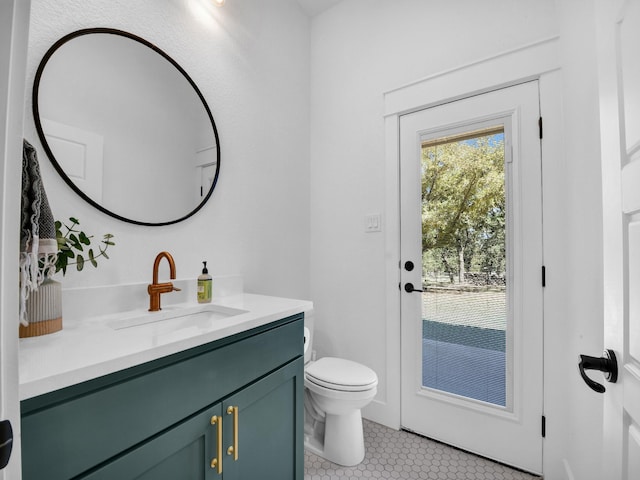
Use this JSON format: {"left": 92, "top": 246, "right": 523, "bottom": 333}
{"left": 305, "top": 357, "right": 378, "bottom": 392}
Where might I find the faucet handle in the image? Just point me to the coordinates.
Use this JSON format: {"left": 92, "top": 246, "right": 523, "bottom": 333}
{"left": 172, "top": 287, "right": 182, "bottom": 292}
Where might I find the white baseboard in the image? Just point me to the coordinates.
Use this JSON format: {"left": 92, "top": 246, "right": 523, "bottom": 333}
{"left": 362, "top": 398, "right": 400, "bottom": 430}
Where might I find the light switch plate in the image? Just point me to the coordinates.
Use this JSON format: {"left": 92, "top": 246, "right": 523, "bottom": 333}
{"left": 365, "top": 213, "right": 382, "bottom": 232}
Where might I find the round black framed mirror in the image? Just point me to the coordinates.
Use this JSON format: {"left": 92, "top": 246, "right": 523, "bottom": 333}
{"left": 33, "top": 28, "right": 221, "bottom": 226}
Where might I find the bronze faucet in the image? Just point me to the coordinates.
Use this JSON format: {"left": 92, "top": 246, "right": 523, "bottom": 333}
{"left": 148, "top": 251, "right": 181, "bottom": 311}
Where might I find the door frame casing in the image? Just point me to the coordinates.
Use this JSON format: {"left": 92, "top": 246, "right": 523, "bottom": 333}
{"left": 0, "top": 0, "right": 31, "bottom": 478}
{"left": 367, "top": 35, "right": 563, "bottom": 476}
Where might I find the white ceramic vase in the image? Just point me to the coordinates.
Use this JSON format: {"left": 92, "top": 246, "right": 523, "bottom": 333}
{"left": 19, "top": 278, "right": 62, "bottom": 338}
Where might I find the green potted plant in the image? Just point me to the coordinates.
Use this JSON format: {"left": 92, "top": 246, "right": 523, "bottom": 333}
{"left": 54, "top": 217, "right": 115, "bottom": 275}
{"left": 19, "top": 217, "right": 115, "bottom": 338}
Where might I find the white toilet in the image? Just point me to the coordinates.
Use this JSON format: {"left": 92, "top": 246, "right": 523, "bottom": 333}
{"left": 303, "top": 325, "right": 378, "bottom": 466}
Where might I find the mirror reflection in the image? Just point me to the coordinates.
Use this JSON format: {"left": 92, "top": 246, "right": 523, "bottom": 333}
{"left": 33, "top": 29, "right": 220, "bottom": 226}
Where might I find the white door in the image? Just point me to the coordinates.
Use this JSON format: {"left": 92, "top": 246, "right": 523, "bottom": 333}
{"left": 598, "top": 1, "right": 640, "bottom": 478}
{"left": 0, "top": 0, "right": 30, "bottom": 477}
{"left": 400, "top": 81, "right": 543, "bottom": 474}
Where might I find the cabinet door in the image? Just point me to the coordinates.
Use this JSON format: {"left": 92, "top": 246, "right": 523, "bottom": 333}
{"left": 222, "top": 357, "right": 304, "bottom": 480}
{"left": 82, "top": 404, "right": 224, "bottom": 480}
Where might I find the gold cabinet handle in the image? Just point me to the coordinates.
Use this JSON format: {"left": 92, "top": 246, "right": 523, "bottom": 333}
{"left": 210, "top": 415, "right": 223, "bottom": 474}
{"left": 226, "top": 405, "right": 239, "bottom": 461}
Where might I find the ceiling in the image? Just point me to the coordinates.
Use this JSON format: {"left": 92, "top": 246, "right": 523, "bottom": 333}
{"left": 295, "top": 0, "right": 343, "bottom": 17}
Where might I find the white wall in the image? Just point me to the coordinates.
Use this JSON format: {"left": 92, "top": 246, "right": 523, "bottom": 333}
{"left": 309, "top": 0, "right": 605, "bottom": 478}
{"left": 552, "top": 1, "right": 605, "bottom": 479}
{"left": 24, "top": 0, "right": 311, "bottom": 299}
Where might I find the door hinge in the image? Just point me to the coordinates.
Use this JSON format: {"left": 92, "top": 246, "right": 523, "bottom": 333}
{"left": 538, "top": 117, "right": 543, "bottom": 139}
{"left": 541, "top": 415, "right": 546, "bottom": 438}
{"left": 542, "top": 266, "right": 546, "bottom": 287}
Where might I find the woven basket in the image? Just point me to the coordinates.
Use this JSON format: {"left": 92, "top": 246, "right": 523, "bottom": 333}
{"left": 19, "top": 279, "right": 62, "bottom": 338}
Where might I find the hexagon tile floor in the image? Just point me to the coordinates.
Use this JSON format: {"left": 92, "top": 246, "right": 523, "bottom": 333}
{"left": 304, "top": 419, "right": 541, "bottom": 480}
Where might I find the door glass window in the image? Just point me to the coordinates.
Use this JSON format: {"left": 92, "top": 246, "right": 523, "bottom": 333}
{"left": 420, "top": 125, "right": 508, "bottom": 407}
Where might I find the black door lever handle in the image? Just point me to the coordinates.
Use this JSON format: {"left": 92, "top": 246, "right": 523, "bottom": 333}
{"left": 404, "top": 283, "right": 424, "bottom": 293}
{"left": 578, "top": 349, "right": 618, "bottom": 393}
{"left": 0, "top": 420, "right": 13, "bottom": 469}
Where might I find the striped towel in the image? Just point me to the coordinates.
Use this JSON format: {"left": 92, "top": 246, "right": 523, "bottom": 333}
{"left": 19, "top": 140, "right": 58, "bottom": 326}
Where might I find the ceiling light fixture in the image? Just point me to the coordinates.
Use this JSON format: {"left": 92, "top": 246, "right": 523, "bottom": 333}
{"left": 213, "top": 0, "right": 225, "bottom": 6}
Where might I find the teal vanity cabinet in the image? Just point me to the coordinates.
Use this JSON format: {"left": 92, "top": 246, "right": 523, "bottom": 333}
{"left": 21, "top": 314, "right": 304, "bottom": 480}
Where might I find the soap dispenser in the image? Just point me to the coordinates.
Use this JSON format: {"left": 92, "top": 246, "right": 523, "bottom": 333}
{"left": 197, "top": 261, "right": 212, "bottom": 303}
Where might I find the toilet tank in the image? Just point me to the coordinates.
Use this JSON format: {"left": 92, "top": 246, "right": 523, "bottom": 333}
{"left": 304, "top": 309, "right": 314, "bottom": 364}
{"left": 303, "top": 326, "right": 312, "bottom": 364}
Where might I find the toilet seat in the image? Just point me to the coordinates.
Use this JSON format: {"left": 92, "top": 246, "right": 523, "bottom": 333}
{"left": 305, "top": 357, "right": 378, "bottom": 392}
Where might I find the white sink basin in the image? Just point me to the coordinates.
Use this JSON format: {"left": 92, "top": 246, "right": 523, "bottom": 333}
{"left": 107, "top": 304, "right": 248, "bottom": 331}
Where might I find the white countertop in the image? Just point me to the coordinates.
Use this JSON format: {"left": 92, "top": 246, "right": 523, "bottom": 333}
{"left": 19, "top": 291, "right": 313, "bottom": 401}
